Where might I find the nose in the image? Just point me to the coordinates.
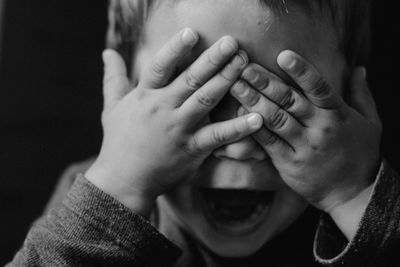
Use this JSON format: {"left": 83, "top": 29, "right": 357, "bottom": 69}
{"left": 213, "top": 136, "right": 267, "bottom": 161}
{"left": 211, "top": 95, "right": 267, "bottom": 161}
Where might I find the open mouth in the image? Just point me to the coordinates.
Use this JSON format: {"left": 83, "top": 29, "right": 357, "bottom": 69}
{"left": 198, "top": 188, "right": 275, "bottom": 235}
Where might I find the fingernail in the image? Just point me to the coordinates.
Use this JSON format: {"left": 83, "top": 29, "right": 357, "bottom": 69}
{"left": 181, "top": 28, "right": 198, "bottom": 45}
{"left": 247, "top": 113, "right": 263, "bottom": 129}
{"left": 220, "top": 37, "right": 238, "bottom": 56}
{"left": 360, "top": 67, "right": 367, "bottom": 79}
{"left": 232, "top": 81, "right": 249, "bottom": 98}
{"left": 277, "top": 50, "right": 296, "bottom": 70}
{"left": 242, "top": 68, "right": 259, "bottom": 84}
{"left": 237, "top": 106, "right": 246, "bottom": 116}
{"left": 234, "top": 50, "right": 248, "bottom": 66}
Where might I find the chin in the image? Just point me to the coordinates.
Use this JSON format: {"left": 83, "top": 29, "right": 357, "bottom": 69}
{"left": 193, "top": 187, "right": 278, "bottom": 258}
{"left": 202, "top": 236, "right": 267, "bottom": 258}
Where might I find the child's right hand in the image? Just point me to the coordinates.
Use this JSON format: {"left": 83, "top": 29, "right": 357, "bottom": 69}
{"left": 85, "top": 29, "right": 263, "bottom": 217}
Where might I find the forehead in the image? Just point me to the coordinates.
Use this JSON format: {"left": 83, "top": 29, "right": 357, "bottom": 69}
{"left": 137, "top": 0, "right": 340, "bottom": 84}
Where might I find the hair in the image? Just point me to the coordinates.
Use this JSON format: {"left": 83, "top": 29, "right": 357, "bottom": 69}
{"left": 106, "top": 0, "right": 372, "bottom": 73}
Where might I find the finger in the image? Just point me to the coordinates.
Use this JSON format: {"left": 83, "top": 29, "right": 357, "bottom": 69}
{"left": 277, "top": 50, "right": 344, "bottom": 110}
{"left": 141, "top": 28, "right": 199, "bottom": 88}
{"left": 237, "top": 106, "right": 292, "bottom": 158}
{"left": 189, "top": 113, "right": 263, "bottom": 154}
{"left": 172, "top": 36, "right": 239, "bottom": 99}
{"left": 102, "top": 49, "right": 130, "bottom": 110}
{"left": 231, "top": 80, "right": 304, "bottom": 147}
{"left": 178, "top": 50, "right": 248, "bottom": 123}
{"left": 252, "top": 127, "right": 293, "bottom": 159}
{"left": 241, "top": 63, "right": 315, "bottom": 121}
{"left": 349, "top": 67, "right": 381, "bottom": 126}
{"left": 237, "top": 106, "right": 247, "bottom": 116}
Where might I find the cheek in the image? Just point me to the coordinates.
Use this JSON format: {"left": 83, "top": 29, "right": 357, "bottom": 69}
{"left": 312, "top": 51, "right": 348, "bottom": 95}
{"left": 131, "top": 45, "right": 157, "bottom": 83}
{"left": 159, "top": 185, "right": 205, "bottom": 226}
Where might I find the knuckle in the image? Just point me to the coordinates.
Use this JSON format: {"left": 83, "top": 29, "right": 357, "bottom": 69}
{"left": 311, "top": 125, "right": 333, "bottom": 148}
{"left": 291, "top": 154, "right": 307, "bottom": 168}
{"left": 309, "top": 77, "right": 331, "bottom": 98}
{"left": 261, "top": 132, "right": 280, "bottom": 146}
{"left": 148, "top": 104, "right": 160, "bottom": 115}
{"left": 279, "top": 89, "right": 296, "bottom": 110}
{"left": 150, "top": 60, "right": 166, "bottom": 81}
{"left": 268, "top": 108, "right": 288, "bottom": 130}
{"left": 211, "top": 127, "right": 227, "bottom": 144}
{"left": 320, "top": 125, "right": 334, "bottom": 138}
{"left": 185, "top": 69, "right": 203, "bottom": 90}
{"left": 186, "top": 136, "right": 201, "bottom": 156}
{"left": 195, "top": 90, "right": 216, "bottom": 107}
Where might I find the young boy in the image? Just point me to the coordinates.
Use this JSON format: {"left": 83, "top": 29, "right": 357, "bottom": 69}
{"left": 9, "top": 0, "right": 400, "bottom": 266}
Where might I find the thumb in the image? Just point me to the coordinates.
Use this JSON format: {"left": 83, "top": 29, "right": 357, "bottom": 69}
{"left": 348, "top": 67, "right": 380, "bottom": 126}
{"left": 102, "top": 49, "right": 130, "bottom": 110}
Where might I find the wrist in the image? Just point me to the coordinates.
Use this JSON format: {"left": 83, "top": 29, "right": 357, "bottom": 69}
{"left": 85, "top": 161, "right": 156, "bottom": 219}
{"left": 326, "top": 159, "right": 383, "bottom": 240}
{"left": 328, "top": 182, "right": 374, "bottom": 240}
{"left": 319, "top": 156, "right": 381, "bottom": 213}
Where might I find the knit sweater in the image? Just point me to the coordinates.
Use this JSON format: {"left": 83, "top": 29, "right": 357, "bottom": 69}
{"left": 7, "top": 160, "right": 400, "bottom": 266}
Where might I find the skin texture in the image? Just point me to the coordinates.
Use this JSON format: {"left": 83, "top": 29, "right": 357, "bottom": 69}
{"left": 130, "top": 0, "right": 347, "bottom": 257}
{"left": 233, "top": 52, "right": 381, "bottom": 220}
{"left": 86, "top": 33, "right": 264, "bottom": 217}
{"left": 87, "top": 0, "right": 381, "bottom": 260}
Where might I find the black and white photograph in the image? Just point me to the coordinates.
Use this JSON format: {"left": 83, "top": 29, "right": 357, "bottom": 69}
{"left": 1, "top": 0, "right": 399, "bottom": 266}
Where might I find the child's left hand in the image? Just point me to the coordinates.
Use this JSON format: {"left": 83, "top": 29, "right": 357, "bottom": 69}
{"left": 230, "top": 50, "right": 382, "bottom": 213}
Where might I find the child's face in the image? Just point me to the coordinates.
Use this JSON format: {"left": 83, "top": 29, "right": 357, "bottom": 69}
{"left": 133, "top": 0, "right": 347, "bottom": 258}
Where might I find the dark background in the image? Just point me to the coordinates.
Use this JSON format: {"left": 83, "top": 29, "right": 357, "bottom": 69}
{"left": 0, "top": 1, "right": 399, "bottom": 264}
